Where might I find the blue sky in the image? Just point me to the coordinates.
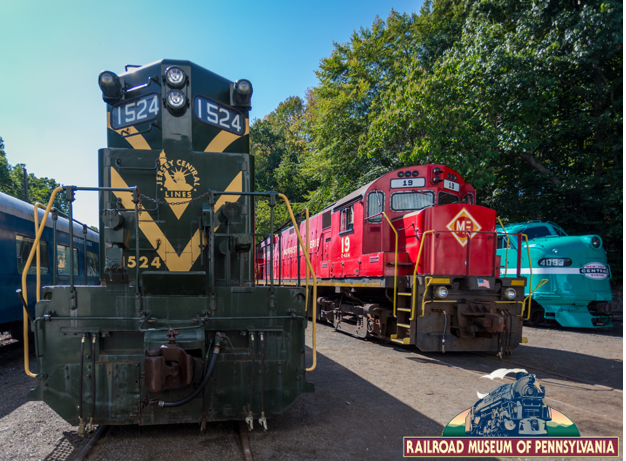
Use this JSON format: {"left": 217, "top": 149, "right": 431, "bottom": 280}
{"left": 0, "top": 0, "right": 423, "bottom": 227}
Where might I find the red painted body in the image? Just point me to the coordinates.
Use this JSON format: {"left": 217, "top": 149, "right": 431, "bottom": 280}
{"left": 256, "top": 165, "right": 497, "bottom": 281}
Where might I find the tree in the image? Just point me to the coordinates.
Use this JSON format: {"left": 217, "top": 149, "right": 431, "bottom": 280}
{"left": 0, "top": 137, "right": 69, "bottom": 213}
{"left": 368, "top": 0, "right": 622, "bottom": 279}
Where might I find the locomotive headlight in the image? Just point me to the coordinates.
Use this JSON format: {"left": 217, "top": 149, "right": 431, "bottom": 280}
{"left": 434, "top": 286, "right": 448, "bottom": 299}
{"left": 591, "top": 236, "right": 602, "bottom": 249}
{"left": 166, "top": 90, "right": 187, "bottom": 111}
{"left": 165, "top": 66, "right": 186, "bottom": 88}
{"left": 503, "top": 287, "right": 517, "bottom": 300}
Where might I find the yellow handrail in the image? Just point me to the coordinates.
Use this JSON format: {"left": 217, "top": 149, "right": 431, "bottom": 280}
{"left": 22, "top": 186, "right": 64, "bottom": 378}
{"left": 521, "top": 278, "right": 549, "bottom": 320}
{"left": 411, "top": 230, "right": 434, "bottom": 319}
{"left": 497, "top": 217, "right": 509, "bottom": 277}
{"left": 305, "top": 208, "right": 309, "bottom": 313}
{"left": 277, "top": 194, "right": 317, "bottom": 372}
{"left": 522, "top": 234, "right": 533, "bottom": 297}
{"left": 382, "top": 212, "right": 398, "bottom": 317}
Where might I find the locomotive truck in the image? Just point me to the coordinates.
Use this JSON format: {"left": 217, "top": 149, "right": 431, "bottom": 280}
{"left": 257, "top": 166, "right": 529, "bottom": 354}
{"left": 22, "top": 60, "right": 315, "bottom": 433}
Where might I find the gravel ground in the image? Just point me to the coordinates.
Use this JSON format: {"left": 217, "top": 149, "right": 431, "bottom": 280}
{"left": 0, "top": 322, "right": 622, "bottom": 461}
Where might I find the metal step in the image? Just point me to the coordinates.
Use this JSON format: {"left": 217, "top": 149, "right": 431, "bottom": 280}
{"left": 391, "top": 337, "right": 411, "bottom": 345}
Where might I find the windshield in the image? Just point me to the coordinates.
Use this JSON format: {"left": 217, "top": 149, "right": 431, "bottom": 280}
{"left": 391, "top": 191, "right": 435, "bottom": 211}
{"left": 523, "top": 226, "right": 553, "bottom": 240}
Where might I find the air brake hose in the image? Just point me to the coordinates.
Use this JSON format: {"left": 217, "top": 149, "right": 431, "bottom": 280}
{"left": 158, "top": 336, "right": 223, "bottom": 408}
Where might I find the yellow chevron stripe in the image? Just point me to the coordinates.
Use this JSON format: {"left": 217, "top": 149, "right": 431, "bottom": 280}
{"left": 205, "top": 119, "right": 249, "bottom": 153}
{"left": 107, "top": 112, "right": 151, "bottom": 150}
{"left": 111, "top": 168, "right": 242, "bottom": 272}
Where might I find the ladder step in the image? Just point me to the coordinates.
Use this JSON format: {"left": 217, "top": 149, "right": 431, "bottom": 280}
{"left": 398, "top": 293, "right": 412, "bottom": 297}
{"left": 397, "top": 323, "right": 411, "bottom": 329}
{"left": 391, "top": 338, "right": 411, "bottom": 345}
{"left": 397, "top": 308, "right": 411, "bottom": 313}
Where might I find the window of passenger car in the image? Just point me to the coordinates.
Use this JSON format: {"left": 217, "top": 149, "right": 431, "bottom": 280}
{"left": 57, "top": 245, "right": 79, "bottom": 276}
{"left": 16, "top": 235, "right": 49, "bottom": 275}
{"left": 86, "top": 251, "right": 99, "bottom": 277}
{"left": 340, "top": 205, "right": 354, "bottom": 233}
{"left": 390, "top": 191, "right": 434, "bottom": 212}
{"left": 366, "top": 191, "right": 384, "bottom": 223}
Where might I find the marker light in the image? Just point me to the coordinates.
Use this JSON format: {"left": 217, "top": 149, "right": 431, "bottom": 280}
{"left": 236, "top": 79, "right": 252, "bottom": 94}
{"left": 434, "top": 286, "right": 449, "bottom": 299}
{"left": 591, "top": 236, "right": 601, "bottom": 249}
{"left": 166, "top": 90, "right": 187, "bottom": 111}
{"left": 165, "top": 66, "right": 186, "bottom": 88}
{"left": 504, "top": 287, "right": 516, "bottom": 300}
{"left": 98, "top": 70, "right": 122, "bottom": 104}
{"left": 398, "top": 171, "right": 405, "bottom": 178}
{"left": 412, "top": 171, "right": 419, "bottom": 177}
{"left": 231, "top": 79, "right": 254, "bottom": 108}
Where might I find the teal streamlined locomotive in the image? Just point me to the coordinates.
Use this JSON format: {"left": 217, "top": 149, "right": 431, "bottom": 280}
{"left": 24, "top": 60, "right": 315, "bottom": 434}
{"left": 497, "top": 221, "right": 613, "bottom": 328}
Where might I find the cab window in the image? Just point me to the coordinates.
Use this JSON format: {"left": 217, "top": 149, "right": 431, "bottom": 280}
{"left": 340, "top": 205, "right": 354, "bottom": 233}
{"left": 523, "top": 226, "right": 552, "bottom": 240}
{"left": 391, "top": 191, "right": 434, "bottom": 212}
{"left": 497, "top": 235, "right": 516, "bottom": 249}
{"left": 462, "top": 193, "right": 474, "bottom": 204}
{"left": 366, "top": 191, "right": 384, "bottom": 223}
{"left": 438, "top": 192, "right": 459, "bottom": 205}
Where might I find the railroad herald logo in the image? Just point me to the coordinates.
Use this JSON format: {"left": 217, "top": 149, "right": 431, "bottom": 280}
{"left": 403, "top": 368, "right": 618, "bottom": 458}
{"left": 156, "top": 151, "right": 200, "bottom": 219}
{"left": 446, "top": 208, "right": 481, "bottom": 247}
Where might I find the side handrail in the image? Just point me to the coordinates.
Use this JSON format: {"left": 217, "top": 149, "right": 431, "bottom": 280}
{"left": 522, "top": 234, "right": 533, "bottom": 296}
{"left": 410, "top": 230, "right": 434, "bottom": 319}
{"left": 497, "top": 217, "right": 510, "bottom": 277}
{"left": 305, "top": 208, "right": 309, "bottom": 313}
{"left": 521, "top": 278, "right": 549, "bottom": 320}
{"left": 277, "top": 194, "right": 318, "bottom": 372}
{"left": 22, "top": 186, "right": 64, "bottom": 378}
{"left": 382, "top": 212, "right": 398, "bottom": 317}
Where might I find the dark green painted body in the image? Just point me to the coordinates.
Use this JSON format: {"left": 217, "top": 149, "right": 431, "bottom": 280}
{"left": 28, "top": 60, "right": 314, "bottom": 426}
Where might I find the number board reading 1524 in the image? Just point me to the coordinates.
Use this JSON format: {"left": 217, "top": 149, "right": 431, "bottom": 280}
{"left": 111, "top": 94, "right": 160, "bottom": 130}
{"left": 194, "top": 96, "right": 245, "bottom": 135}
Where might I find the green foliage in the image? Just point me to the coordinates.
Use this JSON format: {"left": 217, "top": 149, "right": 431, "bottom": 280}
{"left": 0, "top": 137, "right": 69, "bottom": 213}
{"left": 251, "top": 0, "right": 623, "bottom": 281}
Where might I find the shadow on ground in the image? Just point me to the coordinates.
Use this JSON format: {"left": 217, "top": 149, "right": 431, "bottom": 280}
{"left": 89, "top": 348, "right": 498, "bottom": 461}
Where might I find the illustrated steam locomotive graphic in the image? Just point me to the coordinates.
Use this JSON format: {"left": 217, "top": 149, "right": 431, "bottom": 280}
{"left": 465, "top": 371, "right": 552, "bottom": 437}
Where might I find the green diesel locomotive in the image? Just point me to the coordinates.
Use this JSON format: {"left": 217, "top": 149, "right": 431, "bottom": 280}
{"left": 24, "top": 60, "right": 315, "bottom": 433}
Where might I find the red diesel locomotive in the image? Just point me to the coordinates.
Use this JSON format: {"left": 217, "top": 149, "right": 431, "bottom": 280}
{"left": 256, "top": 165, "right": 527, "bottom": 354}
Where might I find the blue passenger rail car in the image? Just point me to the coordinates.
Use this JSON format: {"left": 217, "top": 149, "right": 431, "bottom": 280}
{"left": 497, "top": 221, "right": 613, "bottom": 329}
{"left": 0, "top": 192, "right": 100, "bottom": 339}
